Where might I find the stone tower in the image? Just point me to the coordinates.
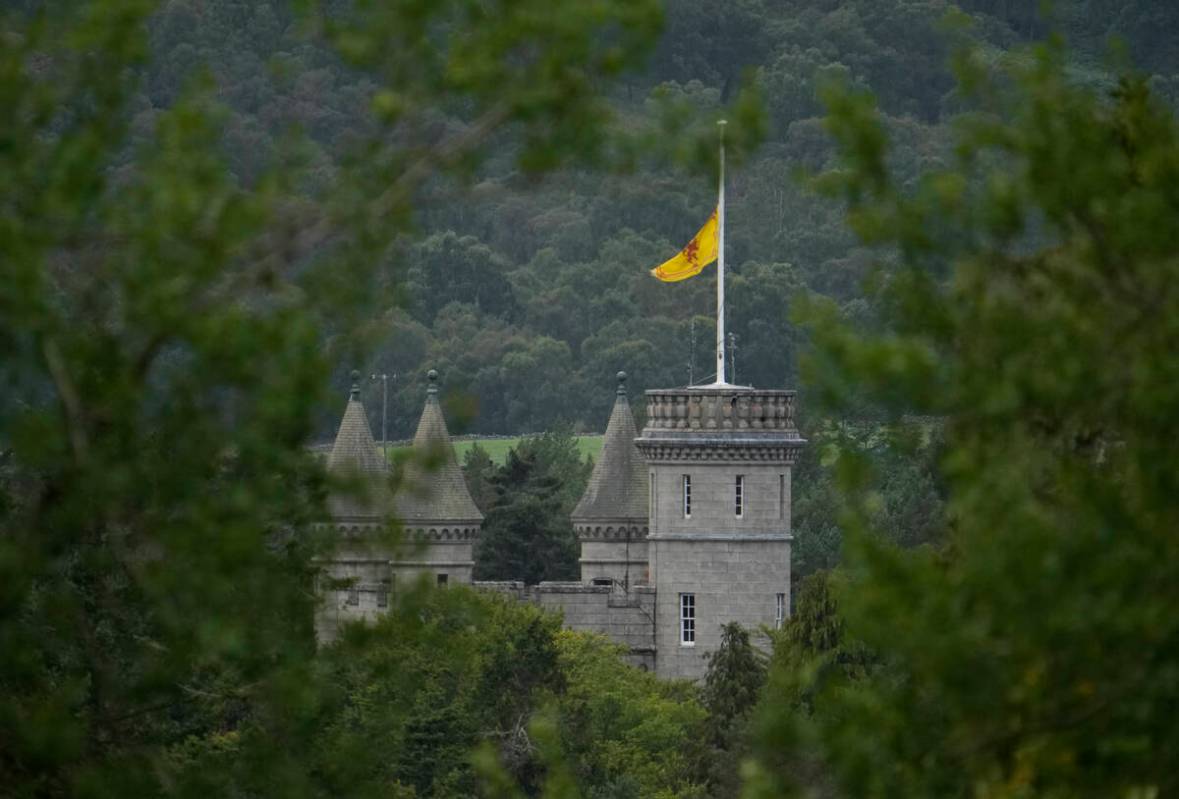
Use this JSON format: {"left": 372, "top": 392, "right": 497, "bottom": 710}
{"left": 392, "top": 369, "right": 483, "bottom": 586}
{"left": 316, "top": 369, "right": 484, "bottom": 642}
{"left": 571, "top": 372, "right": 649, "bottom": 588}
{"left": 317, "top": 370, "right": 394, "bottom": 640}
{"left": 636, "top": 384, "right": 804, "bottom": 680}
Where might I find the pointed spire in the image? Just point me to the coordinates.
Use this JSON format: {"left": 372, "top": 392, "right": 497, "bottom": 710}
{"left": 326, "top": 369, "right": 388, "bottom": 519}
{"left": 328, "top": 370, "right": 386, "bottom": 476}
{"left": 572, "top": 371, "right": 648, "bottom": 523}
{"left": 394, "top": 369, "right": 483, "bottom": 523}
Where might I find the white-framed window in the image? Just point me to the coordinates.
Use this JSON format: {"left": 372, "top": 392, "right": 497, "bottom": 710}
{"left": 377, "top": 581, "right": 389, "bottom": 609}
{"left": 680, "top": 593, "right": 696, "bottom": 645}
{"left": 346, "top": 586, "right": 359, "bottom": 607}
{"left": 682, "top": 474, "right": 692, "bottom": 518}
{"left": 775, "top": 593, "right": 786, "bottom": 629}
{"left": 735, "top": 474, "right": 744, "bottom": 517}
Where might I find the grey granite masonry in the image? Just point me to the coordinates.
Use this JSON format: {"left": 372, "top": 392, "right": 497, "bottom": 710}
{"left": 638, "top": 384, "right": 804, "bottom": 680}
{"left": 315, "top": 370, "right": 805, "bottom": 681}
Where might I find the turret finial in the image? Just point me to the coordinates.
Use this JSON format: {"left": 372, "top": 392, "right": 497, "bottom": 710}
{"left": 427, "top": 368, "right": 439, "bottom": 395}
{"left": 349, "top": 369, "right": 361, "bottom": 399}
{"left": 616, "top": 370, "right": 627, "bottom": 396}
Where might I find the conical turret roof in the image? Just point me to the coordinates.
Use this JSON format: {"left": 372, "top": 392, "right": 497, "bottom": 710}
{"left": 394, "top": 370, "right": 484, "bottom": 524}
{"left": 326, "top": 371, "right": 389, "bottom": 519}
{"left": 572, "top": 372, "right": 648, "bottom": 523}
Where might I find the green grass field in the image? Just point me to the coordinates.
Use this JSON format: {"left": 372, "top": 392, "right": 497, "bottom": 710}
{"left": 454, "top": 435, "right": 603, "bottom": 464}
{"left": 391, "top": 436, "right": 603, "bottom": 466}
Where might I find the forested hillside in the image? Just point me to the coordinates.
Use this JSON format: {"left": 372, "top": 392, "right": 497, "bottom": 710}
{"left": 6, "top": 2, "right": 1179, "bottom": 798}
{"left": 136, "top": 0, "right": 1179, "bottom": 436}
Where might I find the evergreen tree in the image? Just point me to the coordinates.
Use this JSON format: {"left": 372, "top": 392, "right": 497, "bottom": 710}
{"left": 513, "top": 426, "right": 593, "bottom": 515}
{"left": 473, "top": 447, "right": 580, "bottom": 584}
{"left": 462, "top": 440, "right": 497, "bottom": 512}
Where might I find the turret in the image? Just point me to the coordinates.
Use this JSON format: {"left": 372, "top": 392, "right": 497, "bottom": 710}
{"left": 392, "top": 369, "right": 483, "bottom": 585}
{"left": 571, "top": 371, "right": 649, "bottom": 588}
{"left": 317, "top": 370, "right": 393, "bottom": 641}
{"left": 325, "top": 370, "right": 389, "bottom": 524}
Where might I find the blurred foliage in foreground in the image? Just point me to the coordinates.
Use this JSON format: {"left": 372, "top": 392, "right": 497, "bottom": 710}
{"left": 168, "top": 585, "right": 706, "bottom": 798}
{"left": 0, "top": 0, "right": 667, "bottom": 794}
{"left": 746, "top": 39, "right": 1179, "bottom": 799}
{"left": 5, "top": 0, "right": 1179, "bottom": 797}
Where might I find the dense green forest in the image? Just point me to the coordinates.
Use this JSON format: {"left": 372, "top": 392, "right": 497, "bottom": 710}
{"left": 126, "top": 0, "right": 1179, "bottom": 437}
{"left": 4, "top": 1, "right": 1179, "bottom": 797}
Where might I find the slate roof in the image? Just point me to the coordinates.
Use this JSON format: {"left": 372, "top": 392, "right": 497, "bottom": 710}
{"left": 326, "top": 374, "right": 389, "bottom": 520}
{"left": 572, "top": 372, "right": 648, "bottom": 523}
{"left": 393, "top": 371, "right": 484, "bottom": 524}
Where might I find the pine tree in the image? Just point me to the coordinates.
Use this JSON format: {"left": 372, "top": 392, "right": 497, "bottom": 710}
{"left": 463, "top": 441, "right": 497, "bottom": 512}
{"left": 473, "top": 448, "right": 580, "bottom": 584}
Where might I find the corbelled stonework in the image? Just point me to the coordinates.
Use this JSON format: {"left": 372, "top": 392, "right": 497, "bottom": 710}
{"left": 576, "top": 523, "right": 647, "bottom": 542}
{"left": 636, "top": 442, "right": 804, "bottom": 463}
{"left": 400, "top": 525, "right": 480, "bottom": 542}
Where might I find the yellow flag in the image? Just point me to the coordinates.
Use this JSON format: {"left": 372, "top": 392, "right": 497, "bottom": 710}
{"left": 650, "top": 208, "right": 719, "bottom": 282}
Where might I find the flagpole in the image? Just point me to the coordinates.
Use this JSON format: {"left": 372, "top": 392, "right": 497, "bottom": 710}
{"left": 715, "top": 119, "right": 727, "bottom": 386}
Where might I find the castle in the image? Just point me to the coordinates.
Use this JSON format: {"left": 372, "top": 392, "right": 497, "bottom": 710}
{"left": 316, "top": 369, "right": 804, "bottom": 680}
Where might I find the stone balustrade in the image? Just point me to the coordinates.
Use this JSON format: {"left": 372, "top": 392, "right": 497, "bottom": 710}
{"left": 643, "top": 387, "right": 797, "bottom": 433}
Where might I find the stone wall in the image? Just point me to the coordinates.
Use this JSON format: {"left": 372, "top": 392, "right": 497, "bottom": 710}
{"left": 476, "top": 581, "right": 657, "bottom": 671}
{"left": 649, "top": 465, "right": 792, "bottom": 540}
{"left": 316, "top": 535, "right": 475, "bottom": 644}
{"left": 314, "top": 550, "right": 392, "bottom": 644}
{"left": 650, "top": 537, "right": 789, "bottom": 679}
{"left": 386, "top": 539, "right": 475, "bottom": 586}
{"left": 578, "top": 539, "right": 650, "bottom": 587}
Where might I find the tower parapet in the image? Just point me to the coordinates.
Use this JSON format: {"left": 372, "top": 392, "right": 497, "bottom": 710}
{"left": 636, "top": 384, "right": 805, "bottom": 680}
{"left": 643, "top": 387, "right": 797, "bottom": 434}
